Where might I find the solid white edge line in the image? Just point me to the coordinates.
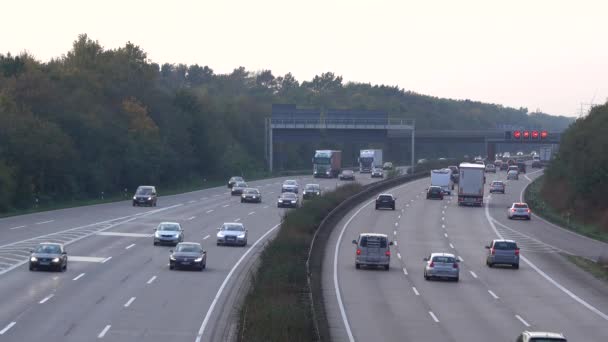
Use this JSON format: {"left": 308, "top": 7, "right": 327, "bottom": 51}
{"left": 484, "top": 191, "right": 608, "bottom": 321}
{"left": 125, "top": 243, "right": 135, "bottom": 250}
{"left": 146, "top": 275, "right": 157, "bottom": 284}
{"left": 412, "top": 287, "right": 420, "bottom": 296}
{"left": 0, "top": 322, "right": 16, "bottom": 335}
{"left": 124, "top": 297, "right": 136, "bottom": 307}
{"left": 39, "top": 294, "right": 54, "bottom": 304}
{"left": 72, "top": 273, "right": 85, "bottom": 281}
{"left": 469, "top": 270, "right": 478, "bottom": 279}
{"left": 98, "top": 324, "right": 111, "bottom": 338}
{"left": 195, "top": 222, "right": 281, "bottom": 341}
{"left": 488, "top": 290, "right": 499, "bottom": 299}
{"left": 515, "top": 315, "right": 530, "bottom": 327}
{"left": 429, "top": 311, "right": 440, "bottom": 323}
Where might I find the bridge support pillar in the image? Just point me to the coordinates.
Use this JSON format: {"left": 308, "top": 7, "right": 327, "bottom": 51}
{"left": 486, "top": 141, "right": 496, "bottom": 162}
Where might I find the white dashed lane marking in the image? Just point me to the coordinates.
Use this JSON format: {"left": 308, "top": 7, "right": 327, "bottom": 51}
{"left": 146, "top": 275, "right": 157, "bottom": 284}
{"left": 39, "top": 294, "right": 54, "bottom": 304}
{"left": 98, "top": 325, "right": 111, "bottom": 338}
{"left": 0, "top": 322, "right": 16, "bottom": 335}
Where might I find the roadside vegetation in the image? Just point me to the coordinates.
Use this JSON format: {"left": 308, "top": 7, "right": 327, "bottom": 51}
{"left": 0, "top": 34, "right": 572, "bottom": 213}
{"left": 565, "top": 255, "right": 608, "bottom": 283}
{"left": 237, "top": 183, "right": 362, "bottom": 342}
{"left": 531, "top": 102, "right": 608, "bottom": 242}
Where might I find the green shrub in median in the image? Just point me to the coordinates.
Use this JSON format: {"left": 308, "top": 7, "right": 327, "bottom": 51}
{"left": 238, "top": 183, "right": 363, "bottom": 342}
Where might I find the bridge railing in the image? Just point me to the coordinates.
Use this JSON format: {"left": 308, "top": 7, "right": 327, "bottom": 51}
{"left": 270, "top": 118, "right": 415, "bottom": 128}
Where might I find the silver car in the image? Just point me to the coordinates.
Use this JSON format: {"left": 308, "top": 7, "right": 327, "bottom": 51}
{"left": 281, "top": 179, "right": 299, "bottom": 193}
{"left": 352, "top": 233, "right": 393, "bottom": 270}
{"left": 507, "top": 170, "right": 519, "bottom": 180}
{"left": 153, "top": 222, "right": 184, "bottom": 246}
{"left": 508, "top": 202, "right": 531, "bottom": 220}
{"left": 217, "top": 222, "right": 248, "bottom": 246}
{"left": 486, "top": 239, "right": 520, "bottom": 269}
{"left": 423, "top": 253, "right": 460, "bottom": 281}
{"left": 371, "top": 167, "right": 384, "bottom": 178}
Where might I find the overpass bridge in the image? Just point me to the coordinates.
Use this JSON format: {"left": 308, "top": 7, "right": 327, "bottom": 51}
{"left": 266, "top": 104, "right": 562, "bottom": 171}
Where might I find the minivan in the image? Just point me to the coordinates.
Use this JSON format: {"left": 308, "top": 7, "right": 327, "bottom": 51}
{"left": 352, "top": 233, "right": 393, "bottom": 270}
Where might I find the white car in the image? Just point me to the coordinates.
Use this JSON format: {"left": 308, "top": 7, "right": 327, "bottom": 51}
{"left": 508, "top": 202, "right": 531, "bottom": 220}
{"left": 217, "top": 222, "right": 247, "bottom": 246}
{"left": 484, "top": 164, "right": 496, "bottom": 173}
{"left": 281, "top": 180, "right": 299, "bottom": 193}
{"left": 371, "top": 168, "right": 384, "bottom": 178}
{"left": 516, "top": 331, "right": 566, "bottom": 342}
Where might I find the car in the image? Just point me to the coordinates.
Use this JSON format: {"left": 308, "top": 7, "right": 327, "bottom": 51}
{"left": 531, "top": 160, "right": 542, "bottom": 168}
{"left": 508, "top": 202, "right": 531, "bottom": 220}
{"left": 29, "top": 242, "right": 68, "bottom": 272}
{"left": 494, "top": 159, "right": 503, "bottom": 167}
{"left": 302, "top": 184, "right": 321, "bottom": 199}
{"left": 339, "top": 169, "right": 355, "bottom": 180}
{"left": 485, "top": 163, "right": 496, "bottom": 173}
{"left": 227, "top": 176, "right": 244, "bottom": 188}
{"left": 516, "top": 151, "right": 524, "bottom": 156}
{"left": 352, "top": 233, "right": 393, "bottom": 270}
{"left": 153, "top": 222, "right": 184, "bottom": 246}
{"left": 448, "top": 165, "right": 459, "bottom": 183}
{"left": 489, "top": 181, "right": 506, "bottom": 194}
{"left": 375, "top": 193, "right": 396, "bottom": 210}
{"left": 423, "top": 252, "right": 459, "bottom": 281}
{"left": 517, "top": 161, "right": 527, "bottom": 173}
{"left": 231, "top": 181, "right": 248, "bottom": 195}
{"left": 426, "top": 186, "right": 444, "bottom": 200}
{"left": 417, "top": 158, "right": 428, "bottom": 164}
{"left": 371, "top": 167, "right": 384, "bottom": 178}
{"left": 508, "top": 165, "right": 519, "bottom": 173}
{"left": 486, "top": 239, "right": 520, "bottom": 269}
{"left": 475, "top": 160, "right": 485, "bottom": 165}
{"left": 507, "top": 170, "right": 519, "bottom": 180}
{"left": 277, "top": 192, "right": 299, "bottom": 208}
{"left": 382, "top": 162, "right": 394, "bottom": 170}
{"left": 169, "top": 242, "right": 206, "bottom": 271}
{"left": 507, "top": 159, "right": 516, "bottom": 166}
{"left": 281, "top": 179, "right": 299, "bottom": 193}
{"left": 516, "top": 331, "right": 567, "bottom": 342}
{"left": 241, "top": 188, "right": 262, "bottom": 203}
{"left": 132, "top": 185, "right": 157, "bottom": 206}
{"left": 500, "top": 162, "right": 509, "bottom": 171}
{"left": 216, "top": 222, "right": 248, "bottom": 246}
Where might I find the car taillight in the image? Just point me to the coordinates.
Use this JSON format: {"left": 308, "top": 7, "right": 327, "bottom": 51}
{"left": 356, "top": 249, "right": 361, "bottom": 255}
{"left": 515, "top": 249, "right": 520, "bottom": 256}
{"left": 491, "top": 248, "right": 496, "bottom": 255}
{"left": 511, "top": 209, "right": 516, "bottom": 212}
{"left": 385, "top": 250, "right": 391, "bottom": 256}
{"left": 453, "top": 262, "right": 458, "bottom": 269}
{"left": 429, "top": 261, "right": 434, "bottom": 268}
{"left": 527, "top": 209, "right": 531, "bottom": 213}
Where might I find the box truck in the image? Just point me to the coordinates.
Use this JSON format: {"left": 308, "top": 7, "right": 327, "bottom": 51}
{"left": 457, "top": 163, "right": 486, "bottom": 206}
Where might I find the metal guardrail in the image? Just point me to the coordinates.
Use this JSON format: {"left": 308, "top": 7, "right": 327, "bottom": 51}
{"left": 271, "top": 118, "right": 415, "bottom": 128}
{"left": 305, "top": 169, "right": 430, "bottom": 341}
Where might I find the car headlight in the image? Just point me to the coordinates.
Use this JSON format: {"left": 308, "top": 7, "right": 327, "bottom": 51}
{"left": 30, "top": 256, "right": 38, "bottom": 262}
{"left": 52, "top": 257, "right": 60, "bottom": 263}
{"left": 148, "top": 197, "right": 152, "bottom": 200}
{"left": 238, "top": 233, "right": 246, "bottom": 238}
{"left": 217, "top": 232, "right": 225, "bottom": 237}
{"left": 241, "top": 194, "right": 246, "bottom": 198}
{"left": 194, "top": 257, "right": 203, "bottom": 262}
{"left": 326, "top": 171, "right": 330, "bottom": 175}
{"left": 133, "top": 196, "right": 137, "bottom": 200}
{"left": 291, "top": 200, "right": 296, "bottom": 203}
{"left": 170, "top": 255, "right": 176, "bottom": 261}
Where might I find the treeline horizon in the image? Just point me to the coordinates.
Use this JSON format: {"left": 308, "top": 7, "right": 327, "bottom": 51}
{"left": 0, "top": 34, "right": 573, "bottom": 211}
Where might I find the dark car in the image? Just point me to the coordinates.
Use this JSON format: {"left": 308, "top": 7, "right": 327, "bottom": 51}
{"left": 303, "top": 184, "right": 321, "bottom": 199}
{"left": 29, "top": 242, "right": 68, "bottom": 272}
{"left": 517, "top": 162, "right": 527, "bottom": 174}
{"left": 231, "top": 182, "right": 248, "bottom": 195}
{"left": 277, "top": 192, "right": 299, "bottom": 208}
{"left": 448, "top": 166, "right": 459, "bottom": 184}
{"left": 169, "top": 242, "right": 206, "bottom": 271}
{"left": 132, "top": 185, "right": 157, "bottom": 207}
{"left": 241, "top": 188, "right": 262, "bottom": 203}
{"left": 375, "top": 194, "right": 396, "bottom": 210}
{"left": 489, "top": 181, "right": 506, "bottom": 194}
{"left": 228, "top": 176, "right": 244, "bottom": 188}
{"left": 339, "top": 169, "right": 355, "bottom": 180}
{"left": 500, "top": 162, "right": 509, "bottom": 171}
{"left": 426, "top": 186, "right": 444, "bottom": 200}
{"left": 531, "top": 160, "right": 542, "bottom": 168}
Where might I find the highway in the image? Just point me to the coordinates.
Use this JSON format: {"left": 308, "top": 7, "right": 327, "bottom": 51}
{"left": 0, "top": 173, "right": 381, "bottom": 342}
{"left": 324, "top": 167, "right": 608, "bottom": 341}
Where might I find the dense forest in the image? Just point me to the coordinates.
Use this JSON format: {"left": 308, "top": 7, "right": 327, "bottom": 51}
{"left": 542, "top": 103, "right": 608, "bottom": 230}
{"left": 0, "top": 34, "right": 573, "bottom": 211}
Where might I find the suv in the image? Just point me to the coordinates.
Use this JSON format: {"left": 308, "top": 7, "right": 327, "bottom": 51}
{"left": 486, "top": 239, "right": 519, "bottom": 268}
{"left": 133, "top": 186, "right": 157, "bottom": 207}
{"left": 516, "top": 331, "right": 567, "bottom": 342}
{"left": 352, "top": 233, "right": 393, "bottom": 270}
{"left": 375, "top": 194, "right": 396, "bottom": 210}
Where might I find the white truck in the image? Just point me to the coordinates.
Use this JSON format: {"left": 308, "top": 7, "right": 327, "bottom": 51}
{"left": 430, "top": 169, "right": 454, "bottom": 195}
{"left": 539, "top": 146, "right": 552, "bottom": 166}
{"left": 457, "top": 163, "right": 486, "bottom": 207}
{"left": 358, "top": 149, "right": 383, "bottom": 173}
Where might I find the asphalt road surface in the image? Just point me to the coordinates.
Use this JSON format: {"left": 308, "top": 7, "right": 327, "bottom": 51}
{"left": 324, "top": 167, "right": 608, "bottom": 341}
{"left": 0, "top": 173, "right": 382, "bottom": 342}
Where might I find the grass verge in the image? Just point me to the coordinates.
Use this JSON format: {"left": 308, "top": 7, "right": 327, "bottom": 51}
{"left": 524, "top": 176, "right": 608, "bottom": 243}
{"left": 237, "top": 183, "right": 363, "bottom": 342}
{"left": 565, "top": 255, "right": 608, "bottom": 283}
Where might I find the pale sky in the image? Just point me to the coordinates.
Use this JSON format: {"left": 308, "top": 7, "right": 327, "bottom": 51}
{"left": 2, "top": 0, "right": 607, "bottom": 117}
